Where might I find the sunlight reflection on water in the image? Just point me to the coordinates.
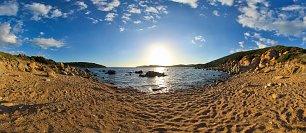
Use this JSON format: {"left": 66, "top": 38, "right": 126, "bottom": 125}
{"left": 91, "top": 67, "right": 229, "bottom": 94}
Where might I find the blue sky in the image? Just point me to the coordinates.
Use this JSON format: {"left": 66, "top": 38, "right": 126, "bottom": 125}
{"left": 0, "top": 0, "right": 305, "bottom": 67}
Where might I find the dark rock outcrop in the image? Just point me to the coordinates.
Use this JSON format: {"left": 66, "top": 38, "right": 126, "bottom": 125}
{"left": 135, "top": 70, "right": 143, "bottom": 74}
{"left": 139, "top": 71, "right": 167, "bottom": 77}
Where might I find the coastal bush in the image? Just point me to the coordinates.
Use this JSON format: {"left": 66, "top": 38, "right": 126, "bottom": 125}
{"left": 0, "top": 52, "right": 17, "bottom": 60}
{"left": 31, "top": 56, "right": 57, "bottom": 65}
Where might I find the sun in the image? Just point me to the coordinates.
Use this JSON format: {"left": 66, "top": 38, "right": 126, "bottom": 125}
{"left": 148, "top": 46, "right": 173, "bottom": 66}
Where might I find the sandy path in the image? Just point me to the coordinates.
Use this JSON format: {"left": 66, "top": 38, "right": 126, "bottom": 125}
{"left": 0, "top": 67, "right": 306, "bottom": 132}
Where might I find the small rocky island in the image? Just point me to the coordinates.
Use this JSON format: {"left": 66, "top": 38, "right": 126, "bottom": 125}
{"left": 139, "top": 71, "right": 167, "bottom": 77}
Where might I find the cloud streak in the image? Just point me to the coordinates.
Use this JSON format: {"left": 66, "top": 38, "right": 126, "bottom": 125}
{"left": 32, "top": 38, "right": 64, "bottom": 49}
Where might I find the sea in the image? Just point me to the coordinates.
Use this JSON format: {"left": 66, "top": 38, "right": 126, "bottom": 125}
{"left": 90, "top": 67, "right": 229, "bottom": 93}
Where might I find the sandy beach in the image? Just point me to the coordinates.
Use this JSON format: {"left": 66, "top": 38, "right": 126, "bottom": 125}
{"left": 0, "top": 60, "right": 306, "bottom": 133}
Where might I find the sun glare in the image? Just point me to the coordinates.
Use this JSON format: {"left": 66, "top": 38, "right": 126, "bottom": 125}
{"left": 148, "top": 46, "right": 173, "bottom": 66}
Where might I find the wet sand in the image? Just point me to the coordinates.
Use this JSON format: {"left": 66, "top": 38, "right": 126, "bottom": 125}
{"left": 0, "top": 65, "right": 306, "bottom": 132}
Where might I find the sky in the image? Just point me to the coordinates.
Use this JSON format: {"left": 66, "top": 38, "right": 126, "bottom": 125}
{"left": 0, "top": 0, "right": 305, "bottom": 67}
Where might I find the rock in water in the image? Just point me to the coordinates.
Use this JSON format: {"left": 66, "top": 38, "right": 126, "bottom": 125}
{"left": 135, "top": 70, "right": 143, "bottom": 74}
{"left": 140, "top": 71, "right": 167, "bottom": 77}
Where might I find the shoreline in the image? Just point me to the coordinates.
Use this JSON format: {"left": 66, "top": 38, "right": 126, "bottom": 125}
{"left": 1, "top": 61, "right": 306, "bottom": 132}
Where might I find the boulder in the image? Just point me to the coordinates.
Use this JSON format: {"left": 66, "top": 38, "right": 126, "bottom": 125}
{"left": 139, "top": 71, "right": 167, "bottom": 77}
{"left": 135, "top": 70, "right": 143, "bottom": 74}
{"left": 251, "top": 57, "right": 260, "bottom": 68}
{"left": 60, "top": 70, "right": 68, "bottom": 75}
{"left": 261, "top": 49, "right": 278, "bottom": 61}
{"left": 239, "top": 56, "right": 251, "bottom": 67}
{"left": 106, "top": 70, "right": 116, "bottom": 75}
{"left": 28, "top": 62, "right": 37, "bottom": 72}
{"left": 259, "top": 58, "right": 268, "bottom": 68}
{"left": 17, "top": 61, "right": 26, "bottom": 72}
{"left": 46, "top": 69, "right": 56, "bottom": 78}
{"left": 59, "top": 62, "right": 65, "bottom": 70}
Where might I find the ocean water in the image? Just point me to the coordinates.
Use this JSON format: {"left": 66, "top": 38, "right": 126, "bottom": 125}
{"left": 90, "top": 67, "right": 229, "bottom": 93}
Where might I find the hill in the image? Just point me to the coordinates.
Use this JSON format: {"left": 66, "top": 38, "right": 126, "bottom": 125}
{"left": 195, "top": 45, "right": 306, "bottom": 68}
{"left": 0, "top": 52, "right": 106, "bottom": 68}
{"left": 64, "top": 62, "right": 106, "bottom": 68}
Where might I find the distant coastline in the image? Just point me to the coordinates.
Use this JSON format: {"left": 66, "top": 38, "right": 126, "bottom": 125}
{"left": 136, "top": 64, "right": 198, "bottom": 68}
{"left": 64, "top": 62, "right": 106, "bottom": 68}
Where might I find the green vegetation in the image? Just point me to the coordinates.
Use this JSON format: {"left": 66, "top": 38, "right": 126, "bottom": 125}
{"left": 196, "top": 45, "right": 305, "bottom": 68}
{"left": 64, "top": 62, "right": 106, "bottom": 68}
{"left": 0, "top": 52, "right": 18, "bottom": 60}
{"left": 30, "top": 56, "right": 57, "bottom": 65}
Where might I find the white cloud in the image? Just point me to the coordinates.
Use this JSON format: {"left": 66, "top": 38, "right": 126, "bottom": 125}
{"left": 230, "top": 41, "right": 250, "bottom": 53}
{"left": 244, "top": 32, "right": 251, "bottom": 37}
{"left": 105, "top": 13, "right": 117, "bottom": 22}
{"left": 88, "top": 17, "right": 102, "bottom": 24}
{"left": 85, "top": 11, "right": 91, "bottom": 14}
{"left": 156, "top": 6, "right": 168, "bottom": 14}
{"left": 144, "top": 15, "right": 154, "bottom": 21}
{"left": 148, "top": 25, "right": 157, "bottom": 29}
{"left": 145, "top": 7, "right": 159, "bottom": 14}
{"left": 76, "top": 1, "right": 88, "bottom": 10}
{"left": 91, "top": 0, "right": 120, "bottom": 12}
{"left": 256, "top": 42, "right": 267, "bottom": 49}
{"left": 127, "top": 4, "right": 141, "bottom": 14}
{"left": 133, "top": 20, "right": 141, "bottom": 24}
{"left": 217, "top": 0, "right": 234, "bottom": 6}
{"left": 237, "top": 1, "right": 306, "bottom": 37}
{"left": 51, "top": 9, "right": 62, "bottom": 18}
{"left": 212, "top": 10, "right": 220, "bottom": 16}
{"left": 254, "top": 33, "right": 278, "bottom": 45}
{"left": 122, "top": 13, "right": 131, "bottom": 22}
{"left": 25, "top": 2, "right": 64, "bottom": 20}
{"left": 32, "top": 38, "right": 64, "bottom": 49}
{"left": 0, "top": 0, "right": 18, "bottom": 16}
{"left": 12, "top": 20, "right": 23, "bottom": 33}
{"left": 25, "top": 2, "right": 52, "bottom": 20}
{"left": 119, "top": 27, "right": 125, "bottom": 32}
{"left": 243, "top": 32, "right": 278, "bottom": 49}
{"left": 192, "top": 35, "right": 206, "bottom": 44}
{"left": 281, "top": 5, "right": 305, "bottom": 11}
{"left": 209, "top": 0, "right": 234, "bottom": 6}
{"left": 171, "top": 0, "right": 198, "bottom": 8}
{"left": 239, "top": 41, "right": 244, "bottom": 48}
{"left": 0, "top": 22, "right": 18, "bottom": 48}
